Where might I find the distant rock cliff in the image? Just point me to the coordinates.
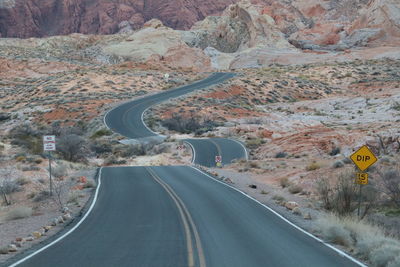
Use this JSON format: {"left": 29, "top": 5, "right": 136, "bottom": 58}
{"left": 0, "top": 0, "right": 237, "bottom": 38}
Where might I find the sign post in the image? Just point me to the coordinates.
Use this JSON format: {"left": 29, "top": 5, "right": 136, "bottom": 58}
{"left": 350, "top": 145, "right": 377, "bottom": 219}
{"left": 215, "top": 155, "right": 222, "bottom": 167}
{"left": 43, "top": 136, "right": 56, "bottom": 196}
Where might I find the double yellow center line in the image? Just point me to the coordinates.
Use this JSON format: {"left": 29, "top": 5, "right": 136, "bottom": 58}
{"left": 145, "top": 167, "right": 206, "bottom": 267}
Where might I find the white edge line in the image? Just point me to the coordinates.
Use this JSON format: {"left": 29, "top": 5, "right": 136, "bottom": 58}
{"left": 183, "top": 141, "right": 196, "bottom": 164}
{"left": 229, "top": 139, "right": 248, "bottom": 161}
{"left": 189, "top": 166, "right": 367, "bottom": 267}
{"left": 141, "top": 105, "right": 166, "bottom": 137}
{"left": 9, "top": 168, "right": 104, "bottom": 267}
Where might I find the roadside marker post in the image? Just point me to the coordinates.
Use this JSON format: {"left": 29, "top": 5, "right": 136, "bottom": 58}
{"left": 350, "top": 145, "right": 377, "bottom": 219}
{"left": 43, "top": 135, "right": 56, "bottom": 196}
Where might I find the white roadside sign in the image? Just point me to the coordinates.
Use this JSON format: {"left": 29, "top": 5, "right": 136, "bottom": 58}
{"left": 43, "top": 135, "right": 56, "bottom": 151}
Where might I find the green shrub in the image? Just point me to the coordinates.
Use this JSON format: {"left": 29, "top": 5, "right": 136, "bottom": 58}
{"left": 332, "top": 160, "right": 344, "bottom": 168}
{"left": 275, "top": 152, "right": 288, "bottom": 158}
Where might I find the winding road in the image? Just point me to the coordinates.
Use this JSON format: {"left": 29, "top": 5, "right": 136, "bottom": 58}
{"left": 8, "top": 73, "right": 364, "bottom": 267}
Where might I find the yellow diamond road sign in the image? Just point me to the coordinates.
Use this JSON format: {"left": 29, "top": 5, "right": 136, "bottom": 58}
{"left": 350, "top": 145, "right": 378, "bottom": 171}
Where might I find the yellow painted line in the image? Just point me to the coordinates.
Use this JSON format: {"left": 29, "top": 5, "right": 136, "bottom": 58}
{"left": 146, "top": 167, "right": 206, "bottom": 267}
{"left": 146, "top": 167, "right": 195, "bottom": 267}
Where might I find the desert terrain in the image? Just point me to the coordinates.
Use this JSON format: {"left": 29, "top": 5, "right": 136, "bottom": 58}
{"left": 1, "top": 0, "right": 400, "bottom": 266}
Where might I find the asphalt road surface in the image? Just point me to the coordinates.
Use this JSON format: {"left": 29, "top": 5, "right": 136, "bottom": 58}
{"left": 8, "top": 73, "right": 363, "bottom": 267}
{"left": 104, "top": 72, "right": 246, "bottom": 166}
{"left": 12, "top": 166, "right": 360, "bottom": 267}
{"left": 104, "top": 73, "right": 235, "bottom": 139}
{"left": 184, "top": 138, "right": 247, "bottom": 167}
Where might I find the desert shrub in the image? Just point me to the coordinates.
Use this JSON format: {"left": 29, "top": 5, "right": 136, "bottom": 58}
{"left": 272, "top": 195, "right": 286, "bottom": 203}
{"left": 0, "top": 171, "right": 21, "bottom": 205}
{"left": 161, "top": 112, "right": 219, "bottom": 134}
{"left": 280, "top": 177, "right": 290, "bottom": 188}
{"left": 83, "top": 179, "right": 97, "bottom": 189}
{"left": 370, "top": 244, "right": 400, "bottom": 267}
{"left": 51, "top": 164, "right": 67, "bottom": 178}
{"left": 329, "top": 147, "right": 341, "bottom": 156}
{"left": 245, "top": 138, "right": 265, "bottom": 149}
{"left": 9, "top": 123, "right": 42, "bottom": 154}
{"left": 315, "top": 213, "right": 400, "bottom": 264}
{"left": 57, "top": 134, "right": 87, "bottom": 162}
{"left": 332, "top": 160, "right": 344, "bottom": 168}
{"left": 0, "top": 112, "right": 11, "bottom": 122}
{"left": 33, "top": 190, "right": 51, "bottom": 202}
{"left": 103, "top": 155, "right": 126, "bottom": 165}
{"left": 90, "top": 140, "right": 112, "bottom": 155}
{"left": 342, "top": 157, "right": 352, "bottom": 164}
{"left": 6, "top": 206, "right": 32, "bottom": 221}
{"left": 275, "top": 152, "right": 287, "bottom": 158}
{"left": 388, "top": 255, "right": 400, "bottom": 267}
{"left": 316, "top": 171, "right": 377, "bottom": 217}
{"left": 249, "top": 161, "right": 259, "bottom": 168}
{"left": 67, "top": 191, "right": 79, "bottom": 205}
{"left": 0, "top": 246, "right": 8, "bottom": 254}
{"left": 90, "top": 128, "right": 112, "bottom": 139}
{"left": 288, "top": 184, "right": 303, "bottom": 194}
{"left": 16, "top": 177, "right": 30, "bottom": 186}
{"left": 148, "top": 143, "right": 170, "bottom": 155}
{"left": 306, "top": 162, "right": 321, "bottom": 171}
{"left": 22, "top": 165, "right": 41, "bottom": 172}
{"left": 379, "top": 168, "right": 400, "bottom": 208}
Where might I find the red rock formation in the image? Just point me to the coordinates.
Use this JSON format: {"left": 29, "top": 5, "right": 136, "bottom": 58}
{"left": 0, "top": 0, "right": 238, "bottom": 38}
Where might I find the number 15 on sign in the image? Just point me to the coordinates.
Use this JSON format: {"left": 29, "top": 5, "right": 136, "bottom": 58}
{"left": 356, "top": 173, "right": 368, "bottom": 185}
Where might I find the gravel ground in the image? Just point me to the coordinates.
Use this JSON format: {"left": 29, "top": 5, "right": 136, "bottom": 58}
{"left": 0, "top": 169, "right": 96, "bottom": 265}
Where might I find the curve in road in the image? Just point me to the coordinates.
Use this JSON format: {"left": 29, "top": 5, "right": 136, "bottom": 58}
{"left": 104, "top": 72, "right": 247, "bottom": 165}
{"left": 7, "top": 73, "right": 366, "bottom": 267}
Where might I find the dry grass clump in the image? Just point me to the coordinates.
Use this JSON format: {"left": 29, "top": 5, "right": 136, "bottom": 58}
{"left": 316, "top": 214, "right": 400, "bottom": 266}
{"left": 306, "top": 162, "right": 321, "bottom": 171}
{"left": 280, "top": 177, "right": 290, "bottom": 188}
{"left": 5, "top": 206, "right": 33, "bottom": 221}
{"left": 288, "top": 184, "right": 303, "bottom": 194}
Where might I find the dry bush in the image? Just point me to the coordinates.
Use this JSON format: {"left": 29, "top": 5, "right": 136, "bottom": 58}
{"left": 316, "top": 170, "right": 377, "bottom": 218}
{"left": 83, "top": 179, "right": 96, "bottom": 189}
{"left": 280, "top": 177, "right": 290, "bottom": 188}
{"left": 51, "top": 163, "right": 68, "bottom": 178}
{"left": 288, "top": 184, "right": 303, "bottom": 194}
{"left": 161, "top": 112, "right": 218, "bottom": 135}
{"left": 306, "top": 162, "right": 321, "bottom": 171}
{"left": 6, "top": 206, "right": 32, "bottom": 221}
{"left": 0, "top": 168, "right": 22, "bottom": 205}
{"left": 378, "top": 167, "right": 400, "bottom": 208}
{"left": 57, "top": 134, "right": 87, "bottom": 162}
{"left": 316, "top": 214, "right": 400, "bottom": 265}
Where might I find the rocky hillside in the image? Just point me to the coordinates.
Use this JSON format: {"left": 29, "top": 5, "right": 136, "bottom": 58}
{"left": 0, "top": 0, "right": 237, "bottom": 38}
{"left": 1, "top": 0, "right": 399, "bottom": 69}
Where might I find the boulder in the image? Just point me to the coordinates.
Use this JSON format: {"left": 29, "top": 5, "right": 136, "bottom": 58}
{"left": 62, "top": 213, "right": 72, "bottom": 221}
{"left": 8, "top": 243, "right": 18, "bottom": 252}
{"left": 303, "top": 212, "right": 312, "bottom": 220}
{"left": 57, "top": 216, "right": 65, "bottom": 224}
{"left": 32, "top": 231, "right": 42, "bottom": 239}
{"left": 285, "top": 201, "right": 299, "bottom": 210}
{"left": 292, "top": 207, "right": 302, "bottom": 215}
